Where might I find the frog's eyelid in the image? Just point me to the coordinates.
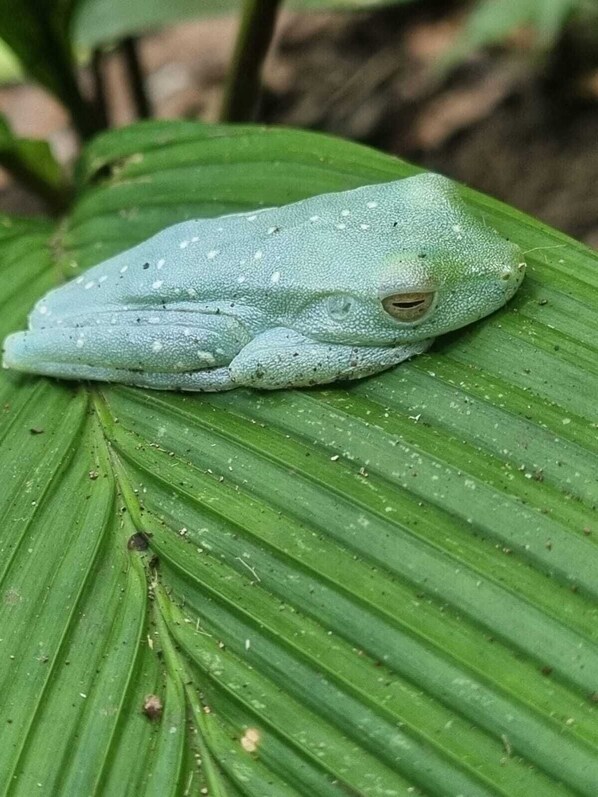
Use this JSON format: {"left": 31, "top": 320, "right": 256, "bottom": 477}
{"left": 381, "top": 291, "right": 437, "bottom": 324}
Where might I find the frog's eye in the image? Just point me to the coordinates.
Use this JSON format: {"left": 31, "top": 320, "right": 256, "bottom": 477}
{"left": 381, "top": 291, "right": 436, "bottom": 323}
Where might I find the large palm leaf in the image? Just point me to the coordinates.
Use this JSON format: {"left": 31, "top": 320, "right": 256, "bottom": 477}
{"left": 1, "top": 121, "right": 597, "bottom": 796}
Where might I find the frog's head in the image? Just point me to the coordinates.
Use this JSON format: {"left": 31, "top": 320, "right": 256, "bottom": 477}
{"left": 297, "top": 174, "right": 526, "bottom": 346}
{"left": 374, "top": 235, "right": 526, "bottom": 345}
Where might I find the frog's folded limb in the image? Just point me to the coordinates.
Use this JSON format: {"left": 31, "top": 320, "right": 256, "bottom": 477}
{"left": 2, "top": 315, "right": 250, "bottom": 380}
{"left": 3, "top": 358, "right": 237, "bottom": 391}
{"left": 3, "top": 324, "right": 432, "bottom": 391}
{"left": 228, "top": 328, "right": 433, "bottom": 389}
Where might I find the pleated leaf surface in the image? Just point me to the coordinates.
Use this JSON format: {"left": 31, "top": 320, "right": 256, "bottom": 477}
{"left": 1, "top": 121, "right": 597, "bottom": 797}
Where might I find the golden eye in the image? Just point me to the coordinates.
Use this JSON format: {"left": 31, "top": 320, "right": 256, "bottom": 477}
{"left": 381, "top": 291, "right": 436, "bottom": 323}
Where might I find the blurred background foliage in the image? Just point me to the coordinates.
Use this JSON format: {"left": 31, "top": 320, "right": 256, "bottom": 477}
{"left": 0, "top": 0, "right": 597, "bottom": 239}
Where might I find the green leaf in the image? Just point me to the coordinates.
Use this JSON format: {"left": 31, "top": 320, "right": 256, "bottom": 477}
{"left": 0, "top": 40, "right": 23, "bottom": 83}
{"left": 0, "top": 0, "right": 98, "bottom": 137}
{"left": 0, "top": 113, "right": 70, "bottom": 209}
{"left": 1, "top": 121, "right": 598, "bottom": 795}
{"left": 444, "top": 0, "right": 592, "bottom": 67}
{"left": 73, "top": 0, "right": 414, "bottom": 48}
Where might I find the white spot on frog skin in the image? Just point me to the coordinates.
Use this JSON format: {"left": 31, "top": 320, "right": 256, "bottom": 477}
{"left": 238, "top": 276, "right": 246, "bottom": 283}
{"left": 38, "top": 305, "right": 48, "bottom": 315}
{"left": 360, "top": 224, "right": 370, "bottom": 230}
{"left": 187, "top": 288, "right": 197, "bottom": 297}
{"left": 267, "top": 227, "right": 277, "bottom": 235}
{"left": 452, "top": 224, "right": 462, "bottom": 233}
{"left": 309, "top": 215, "right": 319, "bottom": 222}
{"left": 254, "top": 250, "right": 263, "bottom": 260}
{"left": 76, "top": 338, "right": 84, "bottom": 348}
{"left": 191, "top": 236, "right": 199, "bottom": 242}
{"left": 84, "top": 281, "right": 95, "bottom": 290}
{"left": 367, "top": 201, "right": 378, "bottom": 209}
{"left": 207, "top": 250, "right": 219, "bottom": 260}
{"left": 75, "top": 276, "right": 84, "bottom": 284}
{"left": 99, "top": 275, "right": 108, "bottom": 283}
{"left": 148, "top": 317, "right": 160, "bottom": 324}
{"left": 270, "top": 271, "right": 281, "bottom": 284}
{"left": 120, "top": 265, "right": 128, "bottom": 273}
{"left": 246, "top": 215, "right": 257, "bottom": 222}
{"left": 157, "top": 259, "right": 165, "bottom": 269}
{"left": 199, "top": 351, "right": 216, "bottom": 364}
{"left": 179, "top": 240, "right": 189, "bottom": 249}
{"left": 152, "top": 280, "right": 163, "bottom": 289}
{"left": 336, "top": 223, "right": 346, "bottom": 230}
{"left": 183, "top": 328, "right": 191, "bottom": 336}
{"left": 341, "top": 209, "right": 350, "bottom": 217}
{"left": 152, "top": 341, "right": 163, "bottom": 352}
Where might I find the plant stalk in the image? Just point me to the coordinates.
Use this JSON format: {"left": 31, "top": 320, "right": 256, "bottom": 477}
{"left": 121, "top": 37, "right": 152, "bottom": 120}
{"left": 220, "top": 0, "right": 283, "bottom": 122}
{"left": 90, "top": 48, "right": 110, "bottom": 129}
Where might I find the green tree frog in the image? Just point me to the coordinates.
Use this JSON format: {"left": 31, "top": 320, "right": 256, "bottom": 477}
{"left": 2, "top": 173, "right": 525, "bottom": 391}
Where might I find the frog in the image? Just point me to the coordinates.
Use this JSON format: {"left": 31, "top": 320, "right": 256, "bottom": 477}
{"left": 2, "top": 173, "right": 525, "bottom": 391}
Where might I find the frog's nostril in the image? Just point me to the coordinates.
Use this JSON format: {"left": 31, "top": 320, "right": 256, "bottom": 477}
{"left": 500, "top": 261, "right": 525, "bottom": 283}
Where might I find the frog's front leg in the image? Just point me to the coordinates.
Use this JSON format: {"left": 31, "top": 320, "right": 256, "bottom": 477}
{"left": 229, "top": 328, "right": 433, "bottom": 390}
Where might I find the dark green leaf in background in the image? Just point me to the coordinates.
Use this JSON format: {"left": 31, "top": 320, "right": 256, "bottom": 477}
{"left": 73, "top": 0, "right": 414, "bottom": 48}
{"left": 1, "top": 122, "right": 597, "bottom": 795}
{"left": 0, "top": 0, "right": 99, "bottom": 137}
{"left": 443, "top": 0, "right": 592, "bottom": 67}
{"left": 0, "top": 113, "right": 70, "bottom": 209}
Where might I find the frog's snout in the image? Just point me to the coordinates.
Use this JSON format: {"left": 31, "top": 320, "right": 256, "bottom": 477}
{"left": 498, "top": 258, "right": 526, "bottom": 299}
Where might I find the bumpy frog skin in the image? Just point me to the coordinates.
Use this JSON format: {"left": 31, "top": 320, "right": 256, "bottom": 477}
{"left": 2, "top": 173, "right": 525, "bottom": 391}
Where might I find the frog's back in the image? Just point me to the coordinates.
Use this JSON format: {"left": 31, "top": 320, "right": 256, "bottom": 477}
{"left": 30, "top": 174, "right": 468, "bottom": 327}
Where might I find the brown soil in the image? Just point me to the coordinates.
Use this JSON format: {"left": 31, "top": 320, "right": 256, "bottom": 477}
{"left": 1, "top": 2, "right": 597, "bottom": 246}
